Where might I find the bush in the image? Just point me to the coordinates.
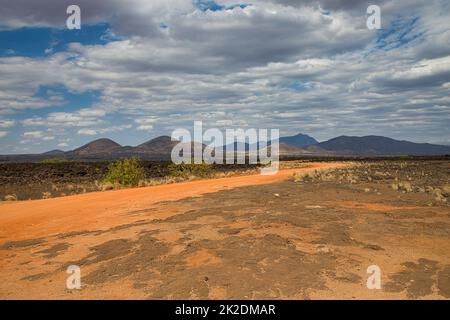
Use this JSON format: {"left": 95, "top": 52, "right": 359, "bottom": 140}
{"left": 168, "top": 162, "right": 215, "bottom": 179}
{"left": 193, "top": 163, "right": 215, "bottom": 178}
{"left": 294, "top": 172, "right": 314, "bottom": 183}
{"left": 103, "top": 158, "right": 145, "bottom": 187}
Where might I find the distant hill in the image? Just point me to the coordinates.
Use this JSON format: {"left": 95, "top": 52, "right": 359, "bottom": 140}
{"left": 63, "top": 136, "right": 181, "bottom": 161}
{"left": 225, "top": 133, "right": 318, "bottom": 151}
{"left": 315, "top": 135, "right": 450, "bottom": 156}
{"left": 136, "top": 136, "right": 178, "bottom": 153}
{"left": 42, "top": 149, "right": 65, "bottom": 156}
{"left": 69, "top": 138, "right": 121, "bottom": 157}
{"left": 63, "top": 136, "right": 203, "bottom": 161}
{"left": 280, "top": 133, "right": 318, "bottom": 147}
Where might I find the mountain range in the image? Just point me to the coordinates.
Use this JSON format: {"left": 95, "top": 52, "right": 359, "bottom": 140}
{"left": 1, "top": 134, "right": 449, "bottom": 162}
{"left": 314, "top": 135, "right": 450, "bottom": 156}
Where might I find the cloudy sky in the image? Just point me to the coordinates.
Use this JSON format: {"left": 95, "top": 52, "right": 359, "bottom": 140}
{"left": 0, "top": 0, "right": 449, "bottom": 154}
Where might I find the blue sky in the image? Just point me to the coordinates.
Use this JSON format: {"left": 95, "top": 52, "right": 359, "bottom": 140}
{"left": 0, "top": 0, "right": 449, "bottom": 154}
{"left": 0, "top": 24, "right": 119, "bottom": 58}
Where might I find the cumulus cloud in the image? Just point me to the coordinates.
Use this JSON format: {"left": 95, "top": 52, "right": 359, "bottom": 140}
{"left": 21, "top": 108, "right": 106, "bottom": 127}
{"left": 136, "top": 125, "right": 154, "bottom": 131}
{"left": 373, "top": 56, "right": 450, "bottom": 89}
{"left": 0, "top": 0, "right": 449, "bottom": 149}
{"left": 0, "top": 0, "right": 193, "bottom": 31}
{"left": 135, "top": 117, "right": 157, "bottom": 131}
{"left": 22, "top": 131, "right": 44, "bottom": 139}
{"left": 0, "top": 119, "right": 15, "bottom": 128}
{"left": 77, "top": 128, "right": 98, "bottom": 136}
{"left": 77, "top": 124, "right": 132, "bottom": 136}
{"left": 20, "top": 130, "right": 55, "bottom": 143}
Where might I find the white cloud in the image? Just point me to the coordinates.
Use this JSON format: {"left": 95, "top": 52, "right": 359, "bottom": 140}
{"left": 0, "top": 0, "right": 194, "bottom": 30}
{"left": 135, "top": 117, "right": 157, "bottom": 131}
{"left": 137, "top": 125, "right": 154, "bottom": 131}
{"left": 22, "top": 131, "right": 44, "bottom": 139}
{"left": 76, "top": 124, "right": 133, "bottom": 136}
{"left": 0, "top": 131, "right": 8, "bottom": 138}
{"left": 21, "top": 108, "right": 106, "bottom": 127}
{"left": 78, "top": 108, "right": 107, "bottom": 117}
{"left": 56, "top": 142, "right": 69, "bottom": 148}
{"left": 77, "top": 129, "right": 98, "bottom": 136}
{"left": 101, "top": 124, "right": 133, "bottom": 133}
{"left": 0, "top": 119, "right": 15, "bottom": 128}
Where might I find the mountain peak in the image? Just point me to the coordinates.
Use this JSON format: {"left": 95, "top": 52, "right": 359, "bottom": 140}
{"left": 72, "top": 138, "right": 121, "bottom": 155}
{"left": 147, "top": 135, "right": 172, "bottom": 143}
{"left": 280, "top": 133, "right": 318, "bottom": 147}
{"left": 137, "top": 135, "right": 179, "bottom": 152}
{"left": 42, "top": 149, "right": 65, "bottom": 155}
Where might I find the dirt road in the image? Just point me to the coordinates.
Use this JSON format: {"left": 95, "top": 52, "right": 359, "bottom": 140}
{"left": 0, "top": 162, "right": 345, "bottom": 241}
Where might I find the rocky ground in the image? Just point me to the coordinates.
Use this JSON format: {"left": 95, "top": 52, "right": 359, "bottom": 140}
{"left": 0, "top": 161, "right": 448, "bottom": 299}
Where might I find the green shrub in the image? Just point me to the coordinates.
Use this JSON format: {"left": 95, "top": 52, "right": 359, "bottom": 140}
{"left": 192, "top": 162, "right": 215, "bottom": 178}
{"left": 168, "top": 162, "right": 215, "bottom": 179}
{"left": 103, "top": 158, "right": 145, "bottom": 187}
{"left": 168, "top": 163, "right": 191, "bottom": 179}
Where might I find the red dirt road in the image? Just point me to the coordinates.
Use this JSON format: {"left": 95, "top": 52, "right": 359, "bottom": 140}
{"left": 0, "top": 162, "right": 347, "bottom": 243}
